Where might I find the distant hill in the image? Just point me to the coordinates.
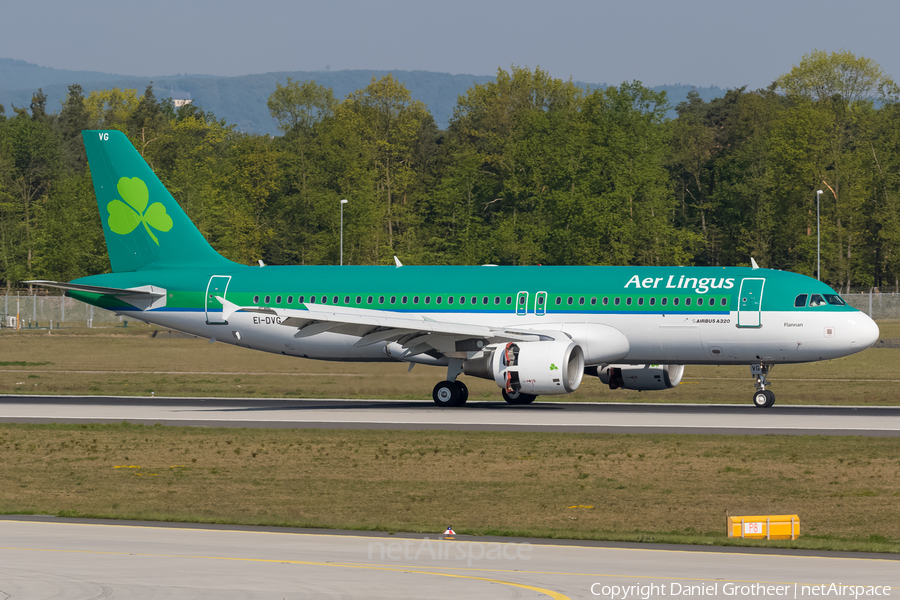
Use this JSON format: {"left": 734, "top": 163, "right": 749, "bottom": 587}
{"left": 0, "top": 58, "right": 727, "bottom": 131}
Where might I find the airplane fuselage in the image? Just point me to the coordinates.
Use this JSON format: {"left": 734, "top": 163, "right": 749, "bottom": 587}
{"left": 70, "top": 264, "right": 878, "bottom": 368}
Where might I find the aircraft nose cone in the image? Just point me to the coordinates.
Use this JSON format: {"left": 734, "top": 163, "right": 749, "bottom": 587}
{"left": 851, "top": 314, "right": 880, "bottom": 349}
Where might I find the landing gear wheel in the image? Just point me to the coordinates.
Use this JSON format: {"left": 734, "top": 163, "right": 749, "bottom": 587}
{"left": 502, "top": 389, "right": 537, "bottom": 405}
{"left": 433, "top": 381, "right": 463, "bottom": 407}
{"left": 455, "top": 381, "right": 469, "bottom": 404}
{"left": 753, "top": 390, "right": 775, "bottom": 408}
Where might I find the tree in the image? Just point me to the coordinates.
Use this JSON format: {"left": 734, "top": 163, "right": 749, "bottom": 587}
{"left": 267, "top": 78, "right": 336, "bottom": 136}
{"left": 777, "top": 49, "right": 894, "bottom": 105}
{"left": 339, "top": 74, "right": 431, "bottom": 260}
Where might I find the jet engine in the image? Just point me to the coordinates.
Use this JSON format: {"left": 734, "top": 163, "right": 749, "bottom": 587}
{"left": 464, "top": 340, "right": 584, "bottom": 395}
{"left": 597, "top": 364, "right": 684, "bottom": 391}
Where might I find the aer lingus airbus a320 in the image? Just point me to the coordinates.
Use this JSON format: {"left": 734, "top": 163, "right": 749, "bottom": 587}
{"left": 29, "top": 131, "right": 880, "bottom": 408}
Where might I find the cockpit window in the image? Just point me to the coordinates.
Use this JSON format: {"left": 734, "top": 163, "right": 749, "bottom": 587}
{"left": 824, "top": 294, "right": 846, "bottom": 306}
{"left": 794, "top": 294, "right": 808, "bottom": 308}
{"left": 809, "top": 294, "right": 827, "bottom": 307}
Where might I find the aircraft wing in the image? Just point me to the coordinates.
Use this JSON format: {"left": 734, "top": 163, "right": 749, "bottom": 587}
{"left": 217, "top": 297, "right": 558, "bottom": 358}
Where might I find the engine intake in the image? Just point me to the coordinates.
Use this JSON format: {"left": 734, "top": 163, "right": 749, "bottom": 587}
{"left": 598, "top": 364, "right": 684, "bottom": 391}
{"left": 464, "top": 340, "right": 584, "bottom": 395}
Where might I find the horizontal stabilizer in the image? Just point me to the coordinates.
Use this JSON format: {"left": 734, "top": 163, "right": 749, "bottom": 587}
{"left": 27, "top": 280, "right": 167, "bottom": 311}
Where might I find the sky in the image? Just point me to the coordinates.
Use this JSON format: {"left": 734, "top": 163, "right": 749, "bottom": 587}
{"left": 3, "top": 0, "right": 899, "bottom": 89}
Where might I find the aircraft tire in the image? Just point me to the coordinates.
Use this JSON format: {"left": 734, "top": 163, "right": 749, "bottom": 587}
{"left": 433, "top": 381, "right": 463, "bottom": 407}
{"left": 753, "top": 390, "right": 769, "bottom": 408}
{"left": 455, "top": 381, "right": 469, "bottom": 404}
{"left": 502, "top": 389, "right": 537, "bottom": 405}
{"left": 764, "top": 390, "right": 776, "bottom": 408}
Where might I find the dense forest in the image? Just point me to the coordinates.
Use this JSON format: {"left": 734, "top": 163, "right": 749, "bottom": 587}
{"left": 1, "top": 50, "right": 899, "bottom": 294}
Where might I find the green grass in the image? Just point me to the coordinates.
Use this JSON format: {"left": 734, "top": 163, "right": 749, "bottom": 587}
{"left": 1, "top": 323, "right": 899, "bottom": 404}
{"left": 0, "top": 423, "right": 898, "bottom": 553}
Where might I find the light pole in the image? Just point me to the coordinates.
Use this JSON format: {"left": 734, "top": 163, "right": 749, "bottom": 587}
{"left": 340, "top": 199, "right": 348, "bottom": 266}
{"left": 816, "top": 190, "right": 823, "bottom": 281}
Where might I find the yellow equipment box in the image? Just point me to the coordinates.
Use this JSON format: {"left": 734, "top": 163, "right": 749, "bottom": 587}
{"left": 727, "top": 515, "right": 799, "bottom": 540}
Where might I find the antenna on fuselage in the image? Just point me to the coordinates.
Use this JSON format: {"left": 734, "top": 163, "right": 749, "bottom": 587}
{"left": 750, "top": 257, "right": 760, "bottom": 270}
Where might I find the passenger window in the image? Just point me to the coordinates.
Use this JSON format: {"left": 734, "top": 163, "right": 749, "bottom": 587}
{"left": 287, "top": 296, "right": 293, "bottom": 304}
{"left": 483, "top": 297, "right": 489, "bottom": 305}
{"left": 579, "top": 297, "right": 585, "bottom": 305}
{"left": 824, "top": 294, "right": 845, "bottom": 306}
{"left": 567, "top": 297, "right": 573, "bottom": 305}
{"left": 685, "top": 297, "right": 691, "bottom": 306}
{"left": 356, "top": 296, "right": 362, "bottom": 304}
{"left": 253, "top": 295, "right": 259, "bottom": 304}
{"left": 344, "top": 296, "right": 350, "bottom": 304}
{"left": 448, "top": 296, "right": 454, "bottom": 304}
{"left": 638, "top": 297, "right": 644, "bottom": 306}
{"left": 519, "top": 296, "right": 526, "bottom": 305}
{"left": 506, "top": 296, "right": 512, "bottom": 305}
{"left": 591, "top": 297, "right": 597, "bottom": 306}
{"left": 332, "top": 295, "right": 338, "bottom": 304}
{"left": 649, "top": 297, "right": 656, "bottom": 306}
{"left": 367, "top": 296, "right": 373, "bottom": 304}
{"left": 437, "top": 296, "right": 442, "bottom": 304}
{"left": 471, "top": 296, "right": 477, "bottom": 305}
{"left": 537, "top": 296, "right": 544, "bottom": 306}
{"left": 721, "top": 298, "right": 728, "bottom": 306}
{"left": 425, "top": 296, "right": 431, "bottom": 304}
{"left": 320, "top": 296, "right": 327, "bottom": 304}
{"left": 264, "top": 295, "right": 271, "bottom": 304}
{"left": 614, "top": 297, "right": 620, "bottom": 306}
{"left": 673, "top": 297, "right": 678, "bottom": 306}
{"left": 494, "top": 297, "right": 500, "bottom": 305}
{"left": 413, "top": 296, "right": 419, "bottom": 304}
{"left": 626, "top": 298, "right": 632, "bottom": 306}
{"left": 401, "top": 295, "right": 407, "bottom": 304}
{"left": 459, "top": 296, "right": 465, "bottom": 304}
{"left": 555, "top": 297, "right": 561, "bottom": 305}
{"left": 810, "top": 294, "right": 827, "bottom": 307}
{"left": 602, "top": 297, "right": 609, "bottom": 306}
{"left": 696, "top": 298, "right": 703, "bottom": 306}
{"left": 309, "top": 295, "right": 316, "bottom": 303}
{"left": 661, "top": 297, "right": 667, "bottom": 306}
{"left": 390, "top": 296, "right": 396, "bottom": 304}
{"left": 379, "top": 295, "right": 385, "bottom": 304}
{"left": 298, "top": 295, "right": 305, "bottom": 304}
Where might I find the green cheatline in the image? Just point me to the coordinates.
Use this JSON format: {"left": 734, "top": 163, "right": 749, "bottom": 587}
{"left": 107, "top": 177, "right": 172, "bottom": 246}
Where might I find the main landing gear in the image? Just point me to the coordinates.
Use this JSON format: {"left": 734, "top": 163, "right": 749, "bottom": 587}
{"left": 502, "top": 389, "right": 537, "bottom": 405}
{"left": 432, "top": 380, "right": 468, "bottom": 407}
{"left": 432, "top": 358, "right": 469, "bottom": 407}
{"left": 751, "top": 362, "right": 775, "bottom": 408}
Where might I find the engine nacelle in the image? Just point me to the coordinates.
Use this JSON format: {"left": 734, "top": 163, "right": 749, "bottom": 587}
{"left": 598, "top": 364, "right": 684, "bottom": 391}
{"left": 464, "top": 340, "right": 584, "bottom": 395}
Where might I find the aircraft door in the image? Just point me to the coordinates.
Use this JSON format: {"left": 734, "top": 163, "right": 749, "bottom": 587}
{"left": 535, "top": 291, "right": 547, "bottom": 316}
{"left": 737, "top": 278, "right": 765, "bottom": 328}
{"left": 516, "top": 291, "right": 529, "bottom": 316}
{"left": 205, "top": 275, "right": 232, "bottom": 324}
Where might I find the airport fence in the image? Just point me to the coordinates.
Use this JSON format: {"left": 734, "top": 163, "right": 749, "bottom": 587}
{"left": 0, "top": 290, "right": 896, "bottom": 330}
{"left": 1, "top": 293, "right": 124, "bottom": 329}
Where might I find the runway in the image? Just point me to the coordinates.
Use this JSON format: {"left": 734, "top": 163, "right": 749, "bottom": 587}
{"left": 0, "top": 517, "right": 897, "bottom": 599}
{"left": 1, "top": 395, "right": 899, "bottom": 435}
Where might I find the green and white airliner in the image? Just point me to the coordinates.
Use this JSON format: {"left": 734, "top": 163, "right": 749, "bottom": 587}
{"left": 30, "top": 131, "right": 880, "bottom": 408}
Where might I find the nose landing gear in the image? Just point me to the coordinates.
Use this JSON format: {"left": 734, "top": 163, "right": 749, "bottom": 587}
{"left": 751, "top": 362, "right": 775, "bottom": 408}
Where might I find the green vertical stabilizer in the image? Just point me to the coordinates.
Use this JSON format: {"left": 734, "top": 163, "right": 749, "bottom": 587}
{"left": 82, "top": 130, "right": 237, "bottom": 272}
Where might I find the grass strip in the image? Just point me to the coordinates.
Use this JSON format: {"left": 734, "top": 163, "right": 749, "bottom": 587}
{"left": 0, "top": 423, "right": 898, "bottom": 553}
{"left": 2, "top": 327, "right": 900, "bottom": 404}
